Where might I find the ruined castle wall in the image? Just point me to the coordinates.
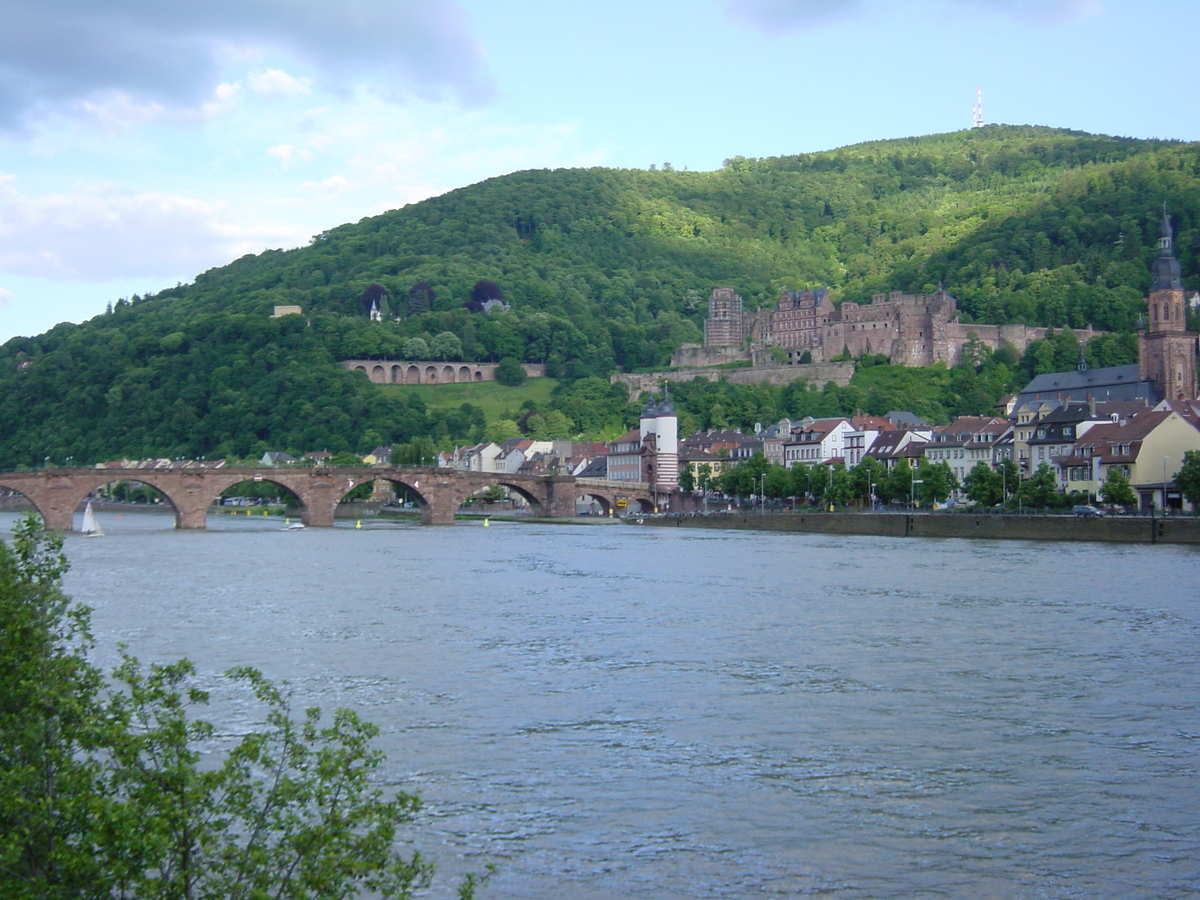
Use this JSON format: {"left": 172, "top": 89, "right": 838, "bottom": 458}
{"left": 612, "top": 362, "right": 854, "bottom": 396}
{"left": 670, "top": 344, "right": 751, "bottom": 368}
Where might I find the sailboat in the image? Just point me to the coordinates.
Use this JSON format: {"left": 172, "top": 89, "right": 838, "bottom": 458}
{"left": 81, "top": 501, "right": 104, "bottom": 537}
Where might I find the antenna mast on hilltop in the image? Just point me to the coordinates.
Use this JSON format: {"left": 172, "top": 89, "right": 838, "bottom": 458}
{"left": 972, "top": 88, "right": 984, "bottom": 129}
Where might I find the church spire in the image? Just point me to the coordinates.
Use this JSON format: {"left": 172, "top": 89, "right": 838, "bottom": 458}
{"left": 1152, "top": 205, "right": 1184, "bottom": 290}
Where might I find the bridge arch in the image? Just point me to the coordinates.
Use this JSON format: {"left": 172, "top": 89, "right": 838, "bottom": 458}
{"left": 0, "top": 473, "right": 187, "bottom": 532}
{"left": 0, "top": 481, "right": 52, "bottom": 530}
{"left": 575, "top": 491, "right": 614, "bottom": 517}
{"left": 211, "top": 476, "right": 306, "bottom": 526}
{"left": 468, "top": 479, "right": 547, "bottom": 517}
{"left": 333, "top": 473, "right": 460, "bottom": 525}
{"left": 0, "top": 467, "right": 587, "bottom": 530}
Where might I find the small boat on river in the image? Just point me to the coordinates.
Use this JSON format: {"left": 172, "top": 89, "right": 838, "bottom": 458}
{"left": 81, "top": 501, "right": 104, "bottom": 537}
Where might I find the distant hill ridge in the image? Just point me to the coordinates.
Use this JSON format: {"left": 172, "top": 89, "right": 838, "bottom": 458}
{"left": 0, "top": 125, "right": 1196, "bottom": 466}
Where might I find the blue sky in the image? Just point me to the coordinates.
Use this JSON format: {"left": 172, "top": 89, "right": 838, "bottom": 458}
{"left": 2, "top": 0, "right": 1198, "bottom": 343}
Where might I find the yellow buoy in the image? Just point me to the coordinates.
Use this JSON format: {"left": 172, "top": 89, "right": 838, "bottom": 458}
{"left": 355, "top": 520, "right": 362, "bottom": 529}
{"left": 483, "top": 518, "right": 490, "bottom": 527}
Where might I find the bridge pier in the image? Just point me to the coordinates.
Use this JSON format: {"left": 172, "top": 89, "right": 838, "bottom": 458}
{"left": 19, "top": 473, "right": 76, "bottom": 532}
{"left": 303, "top": 476, "right": 339, "bottom": 527}
{"left": 177, "top": 506, "right": 208, "bottom": 529}
{"left": 544, "top": 477, "right": 578, "bottom": 518}
{"left": 423, "top": 476, "right": 466, "bottom": 524}
{"left": 42, "top": 507, "right": 75, "bottom": 533}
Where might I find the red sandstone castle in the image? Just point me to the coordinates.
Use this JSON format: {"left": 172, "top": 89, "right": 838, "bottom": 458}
{"left": 690, "top": 285, "right": 1090, "bottom": 370}
{"left": 680, "top": 209, "right": 1199, "bottom": 404}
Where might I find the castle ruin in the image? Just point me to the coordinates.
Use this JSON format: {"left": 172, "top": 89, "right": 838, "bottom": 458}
{"left": 673, "top": 287, "right": 1090, "bottom": 370}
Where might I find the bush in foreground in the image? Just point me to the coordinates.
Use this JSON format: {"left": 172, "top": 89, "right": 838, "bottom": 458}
{"left": 0, "top": 517, "right": 486, "bottom": 899}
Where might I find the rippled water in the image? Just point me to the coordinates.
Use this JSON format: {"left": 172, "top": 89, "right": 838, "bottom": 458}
{"left": 4, "top": 510, "right": 1198, "bottom": 899}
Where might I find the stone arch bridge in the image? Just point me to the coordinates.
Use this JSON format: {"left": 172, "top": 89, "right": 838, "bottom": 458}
{"left": 0, "top": 467, "right": 659, "bottom": 532}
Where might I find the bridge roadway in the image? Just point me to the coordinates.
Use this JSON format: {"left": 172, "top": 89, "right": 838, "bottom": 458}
{"left": 0, "top": 467, "right": 659, "bottom": 532}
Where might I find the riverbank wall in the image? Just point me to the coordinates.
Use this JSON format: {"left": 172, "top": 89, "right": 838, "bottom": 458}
{"left": 635, "top": 511, "right": 1200, "bottom": 545}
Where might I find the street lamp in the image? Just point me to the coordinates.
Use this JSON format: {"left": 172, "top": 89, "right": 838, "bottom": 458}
{"left": 911, "top": 477, "right": 923, "bottom": 510}
{"left": 1163, "top": 456, "right": 1170, "bottom": 514}
{"left": 761, "top": 473, "right": 767, "bottom": 513}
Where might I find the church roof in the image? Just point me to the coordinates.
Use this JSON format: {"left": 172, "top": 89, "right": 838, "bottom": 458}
{"left": 1016, "top": 364, "right": 1159, "bottom": 406}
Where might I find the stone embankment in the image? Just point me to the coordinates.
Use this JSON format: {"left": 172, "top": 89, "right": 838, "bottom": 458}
{"left": 634, "top": 511, "right": 1200, "bottom": 545}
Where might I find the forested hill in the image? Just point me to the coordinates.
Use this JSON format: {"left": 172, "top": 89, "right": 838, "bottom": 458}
{"left": 2, "top": 125, "right": 1198, "bottom": 466}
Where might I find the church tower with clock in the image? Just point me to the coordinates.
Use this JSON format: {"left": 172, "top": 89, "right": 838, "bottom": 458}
{"left": 1138, "top": 209, "right": 1198, "bottom": 401}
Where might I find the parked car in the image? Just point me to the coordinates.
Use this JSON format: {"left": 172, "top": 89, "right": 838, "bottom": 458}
{"left": 1073, "top": 504, "right": 1106, "bottom": 518}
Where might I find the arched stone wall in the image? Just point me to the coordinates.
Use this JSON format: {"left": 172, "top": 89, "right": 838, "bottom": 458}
{"left": 2, "top": 467, "right": 587, "bottom": 530}
{"left": 341, "top": 360, "right": 546, "bottom": 385}
{"left": 483, "top": 480, "right": 547, "bottom": 516}
{"left": 576, "top": 492, "right": 614, "bottom": 516}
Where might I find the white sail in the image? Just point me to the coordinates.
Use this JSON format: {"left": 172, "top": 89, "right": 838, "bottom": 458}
{"left": 81, "top": 501, "right": 104, "bottom": 537}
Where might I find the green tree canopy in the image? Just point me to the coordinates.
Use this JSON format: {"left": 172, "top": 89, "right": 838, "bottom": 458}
{"left": 1099, "top": 468, "right": 1138, "bottom": 507}
{"left": 963, "top": 461, "right": 1003, "bottom": 506}
{"left": 0, "top": 518, "right": 485, "bottom": 899}
{"left": 1173, "top": 450, "right": 1200, "bottom": 509}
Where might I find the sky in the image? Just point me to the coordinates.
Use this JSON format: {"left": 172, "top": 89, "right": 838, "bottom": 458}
{"left": 2, "top": 0, "right": 1198, "bottom": 343}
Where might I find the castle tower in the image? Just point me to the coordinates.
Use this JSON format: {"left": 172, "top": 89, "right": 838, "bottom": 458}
{"left": 703, "top": 287, "right": 746, "bottom": 348}
{"left": 1138, "top": 209, "right": 1198, "bottom": 401}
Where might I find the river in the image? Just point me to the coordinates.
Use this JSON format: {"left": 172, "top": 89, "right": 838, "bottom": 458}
{"left": 3, "top": 509, "right": 1198, "bottom": 899}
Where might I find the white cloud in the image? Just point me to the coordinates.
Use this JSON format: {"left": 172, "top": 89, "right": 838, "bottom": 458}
{"left": 78, "top": 93, "right": 169, "bottom": 132}
{"left": 301, "top": 175, "right": 353, "bottom": 197}
{"left": 247, "top": 69, "right": 312, "bottom": 99}
{"left": 267, "top": 144, "right": 314, "bottom": 169}
{"left": 0, "top": 285, "right": 11, "bottom": 308}
{"left": 0, "top": 176, "right": 301, "bottom": 281}
{"left": 202, "top": 82, "right": 243, "bottom": 118}
{"left": 0, "top": 0, "right": 493, "bottom": 129}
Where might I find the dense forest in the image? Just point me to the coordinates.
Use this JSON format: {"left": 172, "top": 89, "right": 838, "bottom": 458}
{"left": 1, "top": 125, "right": 1197, "bottom": 467}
